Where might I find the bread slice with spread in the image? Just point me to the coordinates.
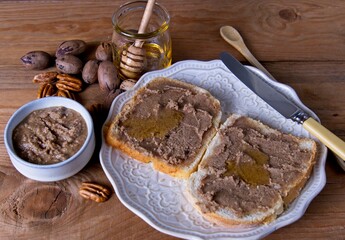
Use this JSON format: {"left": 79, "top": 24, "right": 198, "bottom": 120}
{"left": 104, "top": 77, "right": 222, "bottom": 178}
{"left": 105, "top": 77, "right": 317, "bottom": 226}
{"left": 187, "top": 114, "right": 317, "bottom": 226}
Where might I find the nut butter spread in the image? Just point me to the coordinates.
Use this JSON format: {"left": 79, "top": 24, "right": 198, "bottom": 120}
{"left": 13, "top": 106, "right": 87, "bottom": 165}
{"left": 116, "top": 78, "right": 220, "bottom": 165}
{"left": 197, "top": 117, "right": 314, "bottom": 216}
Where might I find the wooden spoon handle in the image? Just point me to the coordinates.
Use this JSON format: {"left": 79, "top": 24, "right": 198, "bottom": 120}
{"left": 240, "top": 47, "right": 276, "bottom": 81}
{"left": 134, "top": 0, "right": 156, "bottom": 47}
{"left": 138, "top": 0, "right": 155, "bottom": 34}
{"left": 220, "top": 26, "right": 276, "bottom": 81}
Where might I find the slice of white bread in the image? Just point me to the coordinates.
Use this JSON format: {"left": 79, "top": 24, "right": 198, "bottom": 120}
{"left": 187, "top": 114, "right": 317, "bottom": 227}
{"left": 105, "top": 77, "right": 222, "bottom": 178}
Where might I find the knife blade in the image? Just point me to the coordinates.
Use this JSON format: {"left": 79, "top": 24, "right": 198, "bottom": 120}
{"left": 220, "top": 51, "right": 345, "bottom": 161}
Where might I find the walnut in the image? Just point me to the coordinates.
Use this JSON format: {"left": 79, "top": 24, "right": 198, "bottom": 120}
{"left": 79, "top": 182, "right": 111, "bottom": 203}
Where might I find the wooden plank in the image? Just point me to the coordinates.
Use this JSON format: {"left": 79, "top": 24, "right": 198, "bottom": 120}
{"left": 1, "top": 0, "right": 345, "bottom": 239}
{"left": 0, "top": 0, "right": 345, "bottom": 65}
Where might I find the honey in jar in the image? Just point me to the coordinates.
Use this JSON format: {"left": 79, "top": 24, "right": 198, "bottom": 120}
{"left": 112, "top": 1, "right": 172, "bottom": 81}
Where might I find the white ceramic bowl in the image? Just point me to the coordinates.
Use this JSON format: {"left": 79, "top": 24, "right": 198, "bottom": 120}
{"left": 4, "top": 97, "right": 95, "bottom": 182}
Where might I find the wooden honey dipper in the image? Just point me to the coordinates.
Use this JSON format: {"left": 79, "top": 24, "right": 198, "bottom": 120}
{"left": 119, "top": 0, "right": 156, "bottom": 80}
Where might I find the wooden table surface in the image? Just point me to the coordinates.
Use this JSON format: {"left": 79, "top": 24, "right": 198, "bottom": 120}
{"left": 1, "top": 0, "right": 345, "bottom": 239}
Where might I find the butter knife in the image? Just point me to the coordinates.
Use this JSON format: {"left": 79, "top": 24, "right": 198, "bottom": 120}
{"left": 220, "top": 52, "right": 345, "bottom": 162}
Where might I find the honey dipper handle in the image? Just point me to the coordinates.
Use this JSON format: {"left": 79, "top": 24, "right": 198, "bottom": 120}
{"left": 138, "top": 0, "right": 155, "bottom": 34}
{"left": 135, "top": 0, "right": 156, "bottom": 47}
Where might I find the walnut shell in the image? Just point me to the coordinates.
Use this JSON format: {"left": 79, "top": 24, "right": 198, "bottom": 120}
{"left": 20, "top": 51, "right": 51, "bottom": 70}
{"left": 95, "top": 42, "right": 113, "bottom": 61}
{"left": 98, "top": 61, "right": 120, "bottom": 92}
{"left": 56, "top": 39, "right": 86, "bottom": 58}
{"left": 56, "top": 55, "right": 83, "bottom": 74}
{"left": 82, "top": 60, "right": 99, "bottom": 84}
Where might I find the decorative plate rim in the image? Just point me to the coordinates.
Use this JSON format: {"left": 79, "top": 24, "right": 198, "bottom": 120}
{"left": 100, "top": 59, "right": 327, "bottom": 240}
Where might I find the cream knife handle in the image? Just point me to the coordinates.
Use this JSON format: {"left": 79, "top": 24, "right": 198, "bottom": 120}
{"left": 303, "top": 118, "right": 345, "bottom": 160}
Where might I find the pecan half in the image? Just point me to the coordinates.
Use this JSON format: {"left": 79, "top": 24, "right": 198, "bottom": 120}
{"left": 57, "top": 89, "right": 76, "bottom": 100}
{"left": 79, "top": 182, "right": 111, "bottom": 203}
{"left": 56, "top": 73, "right": 83, "bottom": 92}
{"left": 37, "top": 83, "right": 56, "bottom": 98}
{"left": 33, "top": 71, "right": 58, "bottom": 84}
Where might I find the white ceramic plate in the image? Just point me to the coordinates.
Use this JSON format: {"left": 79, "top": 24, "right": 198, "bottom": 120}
{"left": 100, "top": 60, "right": 327, "bottom": 240}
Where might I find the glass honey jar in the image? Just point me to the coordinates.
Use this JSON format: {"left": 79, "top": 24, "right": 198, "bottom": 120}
{"left": 112, "top": 1, "right": 172, "bottom": 81}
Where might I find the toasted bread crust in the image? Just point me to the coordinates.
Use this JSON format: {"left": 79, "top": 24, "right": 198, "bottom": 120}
{"left": 282, "top": 156, "right": 316, "bottom": 205}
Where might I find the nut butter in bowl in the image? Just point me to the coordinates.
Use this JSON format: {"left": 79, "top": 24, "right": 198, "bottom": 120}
{"left": 4, "top": 97, "right": 95, "bottom": 182}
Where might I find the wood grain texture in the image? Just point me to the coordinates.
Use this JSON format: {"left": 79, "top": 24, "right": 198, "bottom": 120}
{"left": 1, "top": 0, "right": 345, "bottom": 239}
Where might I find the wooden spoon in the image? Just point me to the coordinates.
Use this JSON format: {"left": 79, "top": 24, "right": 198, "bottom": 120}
{"left": 120, "top": 0, "right": 156, "bottom": 80}
{"left": 220, "top": 25, "right": 276, "bottom": 81}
